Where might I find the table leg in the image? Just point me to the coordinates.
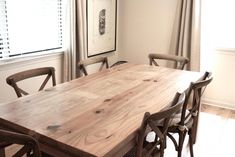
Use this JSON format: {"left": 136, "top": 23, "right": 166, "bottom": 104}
{"left": 0, "top": 148, "right": 5, "bottom": 157}
{"left": 42, "top": 152, "right": 54, "bottom": 157}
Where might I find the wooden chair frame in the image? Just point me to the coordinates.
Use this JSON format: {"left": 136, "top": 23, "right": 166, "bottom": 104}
{"left": 0, "top": 129, "right": 41, "bottom": 157}
{"left": 77, "top": 57, "right": 109, "bottom": 76}
{"left": 124, "top": 92, "right": 185, "bottom": 157}
{"left": 6, "top": 67, "right": 56, "bottom": 98}
{"left": 110, "top": 61, "right": 128, "bottom": 68}
{"left": 167, "top": 72, "right": 213, "bottom": 157}
{"left": 148, "top": 53, "right": 189, "bottom": 70}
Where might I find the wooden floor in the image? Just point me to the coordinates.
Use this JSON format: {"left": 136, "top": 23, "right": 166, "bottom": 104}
{"left": 164, "top": 104, "right": 235, "bottom": 157}
{"left": 6, "top": 104, "right": 235, "bottom": 157}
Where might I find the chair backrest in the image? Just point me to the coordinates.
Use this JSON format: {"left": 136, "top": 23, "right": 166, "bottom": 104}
{"left": 148, "top": 53, "right": 189, "bottom": 70}
{"left": 77, "top": 56, "right": 109, "bottom": 76}
{"left": 110, "top": 61, "right": 128, "bottom": 68}
{"left": 179, "top": 72, "right": 213, "bottom": 126}
{"left": 0, "top": 129, "right": 41, "bottom": 157}
{"left": 136, "top": 92, "right": 185, "bottom": 157}
{"left": 6, "top": 67, "right": 56, "bottom": 98}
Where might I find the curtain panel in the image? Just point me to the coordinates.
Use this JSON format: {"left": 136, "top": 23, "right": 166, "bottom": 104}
{"left": 170, "top": 0, "right": 201, "bottom": 71}
{"left": 63, "top": 0, "right": 86, "bottom": 82}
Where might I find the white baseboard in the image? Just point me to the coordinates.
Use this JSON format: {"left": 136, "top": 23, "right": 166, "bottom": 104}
{"left": 202, "top": 98, "right": 235, "bottom": 110}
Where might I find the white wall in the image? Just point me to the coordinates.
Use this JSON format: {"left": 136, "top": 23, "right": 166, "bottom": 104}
{"left": 202, "top": 51, "right": 235, "bottom": 109}
{"left": 0, "top": 53, "right": 63, "bottom": 103}
{"left": 118, "top": 0, "right": 179, "bottom": 64}
{"left": 200, "top": 0, "right": 235, "bottom": 109}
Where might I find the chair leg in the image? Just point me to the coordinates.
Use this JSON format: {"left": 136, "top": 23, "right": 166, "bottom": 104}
{"left": 167, "top": 133, "right": 178, "bottom": 151}
{"left": 191, "top": 116, "right": 199, "bottom": 144}
{"left": 189, "top": 133, "right": 194, "bottom": 157}
{"left": 177, "top": 131, "right": 186, "bottom": 157}
{"left": 160, "top": 142, "right": 165, "bottom": 157}
{"left": 164, "top": 134, "right": 167, "bottom": 149}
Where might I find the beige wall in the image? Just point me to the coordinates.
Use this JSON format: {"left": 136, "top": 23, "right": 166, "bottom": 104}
{"left": 118, "top": 0, "right": 179, "bottom": 64}
{"left": 0, "top": 53, "right": 63, "bottom": 103}
{"left": 117, "top": 0, "right": 235, "bottom": 109}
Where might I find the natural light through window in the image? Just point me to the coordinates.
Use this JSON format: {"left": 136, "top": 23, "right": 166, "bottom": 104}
{"left": 202, "top": 0, "right": 235, "bottom": 51}
{"left": 0, "top": 0, "right": 63, "bottom": 60}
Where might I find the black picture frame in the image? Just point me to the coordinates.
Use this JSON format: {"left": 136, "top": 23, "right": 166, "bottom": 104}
{"left": 86, "top": 0, "right": 117, "bottom": 57}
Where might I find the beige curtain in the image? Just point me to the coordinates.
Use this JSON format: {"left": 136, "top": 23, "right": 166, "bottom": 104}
{"left": 63, "top": 0, "right": 86, "bottom": 82}
{"left": 170, "top": 0, "right": 201, "bottom": 71}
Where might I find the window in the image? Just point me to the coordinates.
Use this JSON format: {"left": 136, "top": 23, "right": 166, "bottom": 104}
{"left": 0, "top": 0, "right": 10, "bottom": 58}
{"left": 0, "top": 0, "right": 63, "bottom": 60}
{"left": 201, "top": 0, "right": 235, "bottom": 50}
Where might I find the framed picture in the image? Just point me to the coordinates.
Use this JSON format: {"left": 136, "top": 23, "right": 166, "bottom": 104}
{"left": 86, "top": 0, "right": 117, "bottom": 57}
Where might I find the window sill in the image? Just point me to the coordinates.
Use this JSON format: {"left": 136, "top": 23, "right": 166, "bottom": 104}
{"left": 0, "top": 50, "right": 64, "bottom": 71}
{"left": 216, "top": 48, "right": 235, "bottom": 53}
{"left": 215, "top": 49, "right": 235, "bottom": 56}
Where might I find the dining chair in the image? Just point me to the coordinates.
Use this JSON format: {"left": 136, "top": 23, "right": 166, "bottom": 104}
{"left": 110, "top": 60, "right": 128, "bottom": 68}
{"left": 148, "top": 53, "right": 189, "bottom": 70}
{"left": 166, "top": 72, "right": 213, "bottom": 157}
{"left": 6, "top": 67, "right": 56, "bottom": 98}
{"left": 0, "top": 129, "right": 41, "bottom": 157}
{"left": 124, "top": 92, "right": 185, "bottom": 157}
{"left": 77, "top": 56, "right": 109, "bottom": 76}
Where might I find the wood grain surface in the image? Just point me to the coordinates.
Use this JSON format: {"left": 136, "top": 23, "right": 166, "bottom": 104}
{"left": 0, "top": 63, "right": 202, "bottom": 157}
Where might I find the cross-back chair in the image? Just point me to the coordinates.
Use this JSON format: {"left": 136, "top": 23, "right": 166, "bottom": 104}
{"left": 166, "top": 72, "right": 213, "bottom": 157}
{"left": 0, "top": 129, "right": 41, "bottom": 157}
{"left": 6, "top": 67, "right": 56, "bottom": 98}
{"left": 77, "top": 56, "right": 109, "bottom": 76}
{"left": 124, "top": 92, "right": 185, "bottom": 157}
{"left": 110, "top": 60, "right": 128, "bottom": 68}
{"left": 148, "top": 53, "right": 189, "bottom": 70}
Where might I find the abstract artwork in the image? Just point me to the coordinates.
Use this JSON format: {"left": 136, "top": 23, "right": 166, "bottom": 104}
{"left": 87, "top": 0, "right": 117, "bottom": 57}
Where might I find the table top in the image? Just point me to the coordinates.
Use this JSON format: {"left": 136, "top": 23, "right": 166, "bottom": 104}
{"left": 0, "top": 63, "right": 202, "bottom": 157}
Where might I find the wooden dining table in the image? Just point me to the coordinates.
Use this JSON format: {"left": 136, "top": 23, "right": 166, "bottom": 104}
{"left": 0, "top": 63, "right": 202, "bottom": 157}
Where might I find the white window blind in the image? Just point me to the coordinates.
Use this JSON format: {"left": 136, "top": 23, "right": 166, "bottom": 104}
{"left": 0, "top": 0, "right": 63, "bottom": 60}
{"left": 0, "top": 0, "right": 10, "bottom": 58}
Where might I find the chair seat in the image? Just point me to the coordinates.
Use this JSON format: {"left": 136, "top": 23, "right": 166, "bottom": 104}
{"left": 147, "top": 110, "right": 192, "bottom": 142}
{"left": 151, "top": 110, "right": 192, "bottom": 127}
{"left": 169, "top": 110, "right": 192, "bottom": 126}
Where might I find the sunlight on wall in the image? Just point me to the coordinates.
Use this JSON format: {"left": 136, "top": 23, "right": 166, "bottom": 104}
{"left": 201, "top": 0, "right": 235, "bottom": 71}
{"left": 201, "top": 0, "right": 235, "bottom": 109}
{"left": 214, "top": 0, "right": 235, "bottom": 49}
